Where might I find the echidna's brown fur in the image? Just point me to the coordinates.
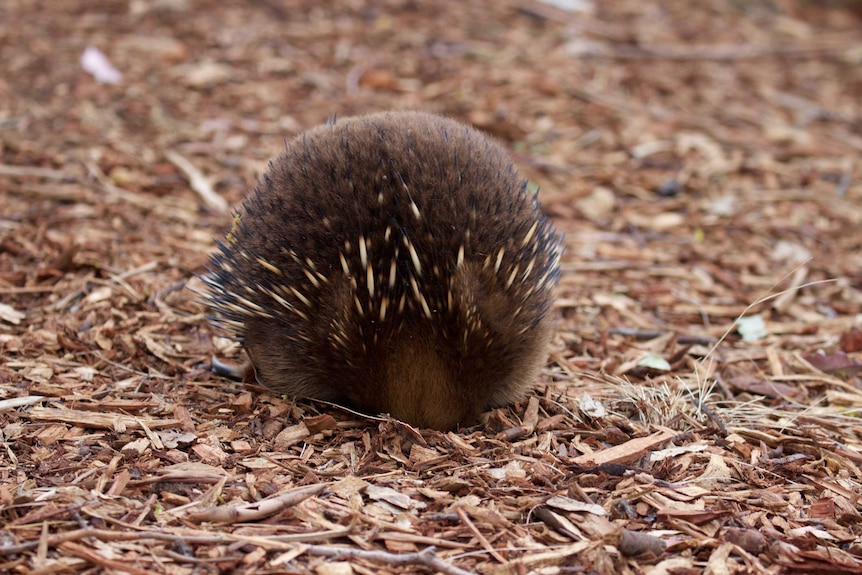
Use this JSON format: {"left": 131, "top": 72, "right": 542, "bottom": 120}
{"left": 204, "top": 111, "right": 562, "bottom": 430}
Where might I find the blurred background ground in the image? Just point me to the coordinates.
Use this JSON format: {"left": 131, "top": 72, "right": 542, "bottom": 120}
{"left": 1, "top": 0, "right": 862, "bottom": 573}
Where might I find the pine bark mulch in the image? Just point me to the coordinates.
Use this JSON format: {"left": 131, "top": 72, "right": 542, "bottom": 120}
{"left": 1, "top": 0, "right": 861, "bottom": 573}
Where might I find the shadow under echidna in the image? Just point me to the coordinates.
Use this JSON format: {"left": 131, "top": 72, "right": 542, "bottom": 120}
{"left": 203, "top": 111, "right": 563, "bottom": 431}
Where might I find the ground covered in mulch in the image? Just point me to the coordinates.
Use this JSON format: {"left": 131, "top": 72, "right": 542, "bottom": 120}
{"left": 2, "top": 0, "right": 862, "bottom": 573}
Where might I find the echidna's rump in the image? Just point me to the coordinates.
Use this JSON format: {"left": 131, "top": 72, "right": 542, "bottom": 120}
{"left": 204, "top": 111, "right": 562, "bottom": 430}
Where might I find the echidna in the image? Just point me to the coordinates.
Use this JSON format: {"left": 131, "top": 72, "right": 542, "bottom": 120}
{"left": 204, "top": 111, "right": 562, "bottom": 430}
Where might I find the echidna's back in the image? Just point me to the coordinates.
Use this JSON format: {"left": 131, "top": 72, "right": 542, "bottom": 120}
{"left": 206, "top": 112, "right": 562, "bottom": 430}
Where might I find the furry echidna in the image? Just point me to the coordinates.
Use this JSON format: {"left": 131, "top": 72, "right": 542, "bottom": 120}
{"left": 204, "top": 111, "right": 562, "bottom": 430}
